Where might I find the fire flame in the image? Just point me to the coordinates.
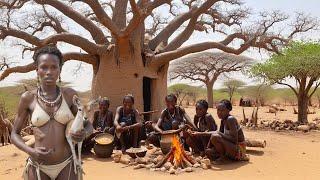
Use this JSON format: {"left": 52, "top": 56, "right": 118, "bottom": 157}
{"left": 171, "top": 135, "right": 182, "bottom": 164}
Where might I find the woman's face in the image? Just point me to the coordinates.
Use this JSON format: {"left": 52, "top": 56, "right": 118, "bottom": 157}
{"left": 196, "top": 104, "right": 207, "bottom": 117}
{"left": 37, "top": 54, "right": 61, "bottom": 86}
{"left": 123, "top": 97, "right": 133, "bottom": 110}
{"left": 99, "top": 102, "right": 109, "bottom": 112}
{"left": 217, "top": 103, "right": 229, "bottom": 120}
{"left": 165, "top": 99, "right": 176, "bottom": 110}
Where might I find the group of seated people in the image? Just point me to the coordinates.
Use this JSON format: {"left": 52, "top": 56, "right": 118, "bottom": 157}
{"left": 88, "top": 94, "right": 247, "bottom": 162}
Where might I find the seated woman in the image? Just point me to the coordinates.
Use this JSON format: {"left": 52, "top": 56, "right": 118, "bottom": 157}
{"left": 186, "top": 100, "right": 217, "bottom": 156}
{"left": 11, "top": 46, "right": 92, "bottom": 180}
{"left": 114, "top": 94, "right": 142, "bottom": 153}
{"left": 147, "top": 94, "right": 197, "bottom": 147}
{"left": 82, "top": 97, "right": 114, "bottom": 153}
{"left": 205, "top": 99, "right": 248, "bottom": 162}
{"left": 92, "top": 97, "right": 114, "bottom": 134}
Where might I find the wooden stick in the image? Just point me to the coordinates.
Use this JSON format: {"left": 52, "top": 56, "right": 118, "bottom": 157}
{"left": 181, "top": 155, "right": 193, "bottom": 167}
{"left": 154, "top": 148, "right": 173, "bottom": 168}
{"left": 181, "top": 149, "right": 196, "bottom": 165}
{"left": 139, "top": 110, "right": 159, "bottom": 116}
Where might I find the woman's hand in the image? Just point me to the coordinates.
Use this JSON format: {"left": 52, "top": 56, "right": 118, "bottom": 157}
{"left": 30, "top": 147, "right": 53, "bottom": 162}
{"left": 70, "top": 129, "right": 86, "bottom": 142}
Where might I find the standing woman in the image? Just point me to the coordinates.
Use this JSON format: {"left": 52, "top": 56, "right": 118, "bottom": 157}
{"left": 11, "top": 46, "right": 93, "bottom": 180}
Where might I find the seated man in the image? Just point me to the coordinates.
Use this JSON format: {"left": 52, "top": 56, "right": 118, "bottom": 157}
{"left": 92, "top": 97, "right": 114, "bottom": 134}
{"left": 186, "top": 100, "right": 217, "bottom": 156}
{"left": 147, "top": 94, "right": 197, "bottom": 147}
{"left": 114, "top": 94, "right": 142, "bottom": 153}
{"left": 205, "top": 99, "right": 248, "bottom": 162}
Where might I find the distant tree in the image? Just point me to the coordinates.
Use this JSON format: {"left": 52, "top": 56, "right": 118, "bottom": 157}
{"left": 242, "top": 84, "right": 272, "bottom": 106}
{"left": 223, "top": 79, "right": 246, "bottom": 102}
{"left": 170, "top": 52, "right": 251, "bottom": 108}
{"left": 251, "top": 42, "right": 320, "bottom": 123}
{"left": 168, "top": 84, "right": 199, "bottom": 106}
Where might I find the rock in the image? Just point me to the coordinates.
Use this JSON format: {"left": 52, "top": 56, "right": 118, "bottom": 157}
{"left": 135, "top": 157, "right": 147, "bottom": 164}
{"left": 113, "top": 153, "right": 122, "bottom": 163}
{"left": 195, "top": 157, "right": 202, "bottom": 163}
{"left": 133, "top": 164, "right": 146, "bottom": 169}
{"left": 275, "top": 127, "right": 280, "bottom": 132}
{"left": 153, "top": 155, "right": 164, "bottom": 164}
{"left": 201, "top": 163, "right": 208, "bottom": 170}
{"left": 185, "top": 167, "right": 193, "bottom": 172}
{"left": 297, "top": 125, "right": 310, "bottom": 132}
{"left": 150, "top": 168, "right": 156, "bottom": 171}
{"left": 200, "top": 158, "right": 211, "bottom": 168}
{"left": 316, "top": 124, "right": 320, "bottom": 130}
{"left": 309, "top": 123, "right": 316, "bottom": 130}
{"left": 155, "top": 168, "right": 161, "bottom": 171}
{"left": 169, "top": 167, "right": 176, "bottom": 174}
{"left": 146, "top": 163, "right": 155, "bottom": 169}
{"left": 164, "top": 162, "right": 172, "bottom": 170}
{"left": 193, "top": 163, "right": 201, "bottom": 168}
{"left": 160, "top": 167, "right": 166, "bottom": 172}
{"left": 120, "top": 157, "right": 130, "bottom": 165}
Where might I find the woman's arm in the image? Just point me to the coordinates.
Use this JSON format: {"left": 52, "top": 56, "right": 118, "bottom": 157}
{"left": 126, "top": 109, "right": 143, "bottom": 130}
{"left": 207, "top": 114, "right": 218, "bottom": 131}
{"left": 154, "top": 110, "right": 165, "bottom": 133}
{"left": 181, "top": 108, "right": 197, "bottom": 130}
{"left": 114, "top": 107, "right": 122, "bottom": 130}
{"left": 11, "top": 92, "right": 36, "bottom": 156}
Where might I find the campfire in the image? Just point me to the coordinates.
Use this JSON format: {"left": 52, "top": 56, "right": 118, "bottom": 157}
{"left": 112, "top": 134, "right": 212, "bottom": 174}
{"left": 154, "top": 135, "right": 196, "bottom": 169}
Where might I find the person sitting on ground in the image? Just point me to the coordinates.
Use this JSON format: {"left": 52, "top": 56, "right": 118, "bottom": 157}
{"left": 205, "top": 99, "right": 248, "bottom": 163}
{"left": 147, "top": 94, "right": 197, "bottom": 147}
{"left": 186, "top": 100, "right": 217, "bottom": 156}
{"left": 114, "top": 94, "right": 143, "bottom": 153}
{"left": 82, "top": 97, "right": 114, "bottom": 153}
{"left": 92, "top": 97, "right": 114, "bottom": 134}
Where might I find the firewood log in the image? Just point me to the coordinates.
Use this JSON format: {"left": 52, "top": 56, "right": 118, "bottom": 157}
{"left": 245, "top": 139, "right": 266, "bottom": 148}
{"left": 154, "top": 149, "right": 173, "bottom": 168}
{"left": 181, "top": 149, "right": 196, "bottom": 164}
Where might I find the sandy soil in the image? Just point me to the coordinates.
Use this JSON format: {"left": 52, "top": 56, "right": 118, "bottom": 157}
{"left": 1, "top": 106, "right": 320, "bottom": 180}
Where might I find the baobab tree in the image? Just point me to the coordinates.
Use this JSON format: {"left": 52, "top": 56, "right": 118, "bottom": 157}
{"left": 0, "top": 0, "right": 317, "bottom": 117}
{"left": 170, "top": 52, "right": 251, "bottom": 107}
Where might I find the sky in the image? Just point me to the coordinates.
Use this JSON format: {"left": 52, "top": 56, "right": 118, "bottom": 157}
{"left": 1, "top": 0, "right": 320, "bottom": 92}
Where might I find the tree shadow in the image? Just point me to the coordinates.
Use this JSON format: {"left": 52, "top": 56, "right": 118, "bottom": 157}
{"left": 246, "top": 149, "right": 264, "bottom": 156}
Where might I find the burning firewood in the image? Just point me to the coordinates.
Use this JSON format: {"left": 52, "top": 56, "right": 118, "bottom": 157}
{"left": 155, "top": 135, "right": 196, "bottom": 170}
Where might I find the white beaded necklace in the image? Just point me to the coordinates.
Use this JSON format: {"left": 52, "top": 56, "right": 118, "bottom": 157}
{"left": 37, "top": 86, "right": 62, "bottom": 107}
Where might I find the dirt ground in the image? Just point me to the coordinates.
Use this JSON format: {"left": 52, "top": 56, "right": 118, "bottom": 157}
{"left": 1, "top": 106, "right": 320, "bottom": 180}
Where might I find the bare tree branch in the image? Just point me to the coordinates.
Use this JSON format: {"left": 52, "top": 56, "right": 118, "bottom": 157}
{"left": 34, "top": 0, "right": 107, "bottom": 44}
{"left": 0, "top": 52, "right": 98, "bottom": 80}
{"left": 75, "top": 0, "right": 120, "bottom": 36}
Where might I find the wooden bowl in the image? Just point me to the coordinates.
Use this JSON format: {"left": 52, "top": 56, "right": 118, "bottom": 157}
{"left": 126, "top": 147, "right": 148, "bottom": 158}
{"left": 93, "top": 133, "right": 114, "bottom": 158}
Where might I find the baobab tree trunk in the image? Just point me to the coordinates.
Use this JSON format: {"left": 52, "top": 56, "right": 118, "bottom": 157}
{"left": 91, "top": 51, "right": 168, "bottom": 120}
{"left": 297, "top": 94, "right": 309, "bottom": 124}
{"left": 206, "top": 83, "right": 214, "bottom": 108}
